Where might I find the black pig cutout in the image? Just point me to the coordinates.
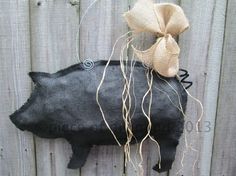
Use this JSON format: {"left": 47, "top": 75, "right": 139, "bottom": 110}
{"left": 10, "top": 60, "right": 187, "bottom": 172}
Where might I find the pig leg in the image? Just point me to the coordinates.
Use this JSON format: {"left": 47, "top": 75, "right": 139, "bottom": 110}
{"left": 67, "top": 144, "right": 91, "bottom": 169}
{"left": 152, "top": 137, "right": 179, "bottom": 172}
{"left": 152, "top": 116, "right": 184, "bottom": 172}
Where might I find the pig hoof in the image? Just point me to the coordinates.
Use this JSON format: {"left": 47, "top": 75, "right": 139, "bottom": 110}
{"left": 152, "top": 161, "right": 172, "bottom": 173}
{"left": 67, "top": 144, "right": 91, "bottom": 169}
{"left": 67, "top": 157, "right": 85, "bottom": 169}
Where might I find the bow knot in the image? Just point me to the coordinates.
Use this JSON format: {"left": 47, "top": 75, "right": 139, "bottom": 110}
{"left": 124, "top": 0, "right": 189, "bottom": 77}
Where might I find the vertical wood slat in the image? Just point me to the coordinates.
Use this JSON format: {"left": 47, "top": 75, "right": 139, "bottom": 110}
{"left": 196, "top": 0, "right": 227, "bottom": 175}
{"left": 0, "top": 0, "right": 36, "bottom": 176}
{"left": 169, "top": 0, "right": 226, "bottom": 175}
{"left": 79, "top": 1, "right": 128, "bottom": 176}
{"left": 29, "top": 0, "right": 79, "bottom": 176}
{"left": 211, "top": 0, "right": 236, "bottom": 175}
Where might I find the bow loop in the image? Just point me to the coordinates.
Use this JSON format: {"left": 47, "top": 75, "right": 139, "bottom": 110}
{"left": 124, "top": 0, "right": 162, "bottom": 34}
{"left": 124, "top": 0, "right": 189, "bottom": 77}
{"left": 154, "top": 3, "right": 189, "bottom": 36}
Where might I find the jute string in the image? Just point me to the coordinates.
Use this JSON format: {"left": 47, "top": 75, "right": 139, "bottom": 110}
{"left": 96, "top": 31, "right": 133, "bottom": 146}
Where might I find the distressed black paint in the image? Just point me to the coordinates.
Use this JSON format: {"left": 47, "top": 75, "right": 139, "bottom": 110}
{"left": 9, "top": 60, "right": 187, "bottom": 172}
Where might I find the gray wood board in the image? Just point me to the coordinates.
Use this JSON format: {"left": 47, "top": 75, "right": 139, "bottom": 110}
{"left": 211, "top": 0, "right": 236, "bottom": 175}
{"left": 0, "top": 0, "right": 36, "bottom": 176}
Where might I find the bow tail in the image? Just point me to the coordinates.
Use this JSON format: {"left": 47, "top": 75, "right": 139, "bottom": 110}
{"left": 152, "top": 35, "right": 180, "bottom": 77}
{"left": 132, "top": 41, "right": 160, "bottom": 68}
{"left": 132, "top": 35, "right": 180, "bottom": 77}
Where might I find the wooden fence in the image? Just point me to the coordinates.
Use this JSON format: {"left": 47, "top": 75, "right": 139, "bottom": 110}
{"left": 0, "top": 0, "right": 235, "bottom": 175}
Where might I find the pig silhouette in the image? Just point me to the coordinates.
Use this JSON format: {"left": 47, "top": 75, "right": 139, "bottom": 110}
{"left": 10, "top": 60, "right": 187, "bottom": 172}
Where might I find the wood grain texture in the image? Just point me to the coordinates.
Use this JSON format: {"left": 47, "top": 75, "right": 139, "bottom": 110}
{"left": 197, "top": 1, "right": 227, "bottom": 175}
{"left": 169, "top": 0, "right": 226, "bottom": 175}
{"left": 29, "top": 0, "right": 79, "bottom": 176}
{"left": 211, "top": 0, "right": 236, "bottom": 175}
{"left": 0, "top": 0, "right": 36, "bottom": 176}
{"left": 79, "top": 0, "right": 128, "bottom": 176}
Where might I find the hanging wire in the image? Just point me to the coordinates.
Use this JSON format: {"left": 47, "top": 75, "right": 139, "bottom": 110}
{"left": 70, "top": 0, "right": 100, "bottom": 64}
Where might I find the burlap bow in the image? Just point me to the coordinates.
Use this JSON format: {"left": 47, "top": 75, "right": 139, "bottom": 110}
{"left": 124, "top": 0, "right": 189, "bottom": 77}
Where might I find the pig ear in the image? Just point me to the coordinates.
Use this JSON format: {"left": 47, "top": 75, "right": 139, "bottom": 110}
{"left": 29, "top": 72, "right": 51, "bottom": 85}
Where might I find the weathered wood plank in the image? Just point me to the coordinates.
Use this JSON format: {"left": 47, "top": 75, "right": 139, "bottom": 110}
{"left": 196, "top": 1, "right": 227, "bottom": 175}
{"left": 211, "top": 0, "right": 236, "bottom": 175}
{"left": 169, "top": 0, "right": 226, "bottom": 175}
{"left": 79, "top": 1, "right": 128, "bottom": 176}
{"left": 0, "top": 0, "right": 36, "bottom": 176}
{"left": 29, "top": 0, "right": 80, "bottom": 175}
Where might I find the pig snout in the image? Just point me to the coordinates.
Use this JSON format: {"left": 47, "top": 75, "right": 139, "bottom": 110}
{"left": 9, "top": 72, "right": 51, "bottom": 131}
{"left": 9, "top": 101, "right": 41, "bottom": 131}
{"left": 9, "top": 103, "right": 36, "bottom": 131}
{"left": 9, "top": 112, "right": 27, "bottom": 131}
